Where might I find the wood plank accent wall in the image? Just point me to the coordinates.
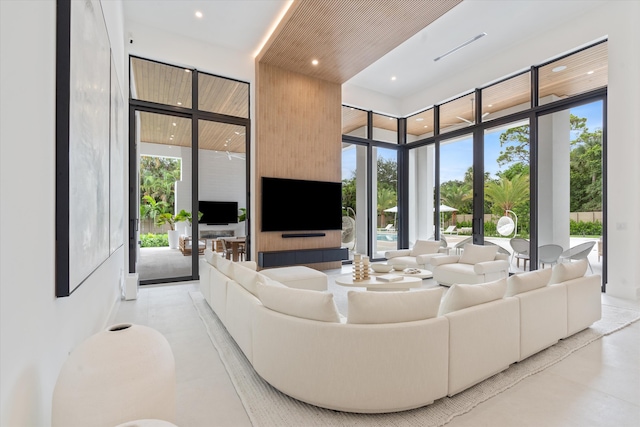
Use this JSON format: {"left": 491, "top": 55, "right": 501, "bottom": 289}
{"left": 255, "top": 62, "right": 342, "bottom": 269}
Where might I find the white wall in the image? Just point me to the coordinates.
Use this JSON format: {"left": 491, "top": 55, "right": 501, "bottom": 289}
{"left": 0, "top": 1, "right": 127, "bottom": 425}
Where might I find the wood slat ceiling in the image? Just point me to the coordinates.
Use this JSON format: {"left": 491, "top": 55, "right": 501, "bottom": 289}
{"left": 132, "top": 57, "right": 249, "bottom": 153}
{"left": 343, "top": 43, "right": 607, "bottom": 137}
{"left": 139, "top": 112, "right": 246, "bottom": 153}
{"left": 258, "top": 0, "right": 462, "bottom": 84}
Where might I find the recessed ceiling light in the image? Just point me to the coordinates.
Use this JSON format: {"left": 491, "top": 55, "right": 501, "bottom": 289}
{"left": 170, "top": 134, "right": 174, "bottom": 137}
{"left": 195, "top": 11, "right": 203, "bottom": 18}
{"left": 391, "top": 76, "right": 397, "bottom": 81}
{"left": 185, "top": 69, "right": 190, "bottom": 73}
{"left": 311, "top": 59, "right": 319, "bottom": 66}
{"left": 488, "top": 104, "right": 493, "bottom": 107}
{"left": 552, "top": 65, "right": 567, "bottom": 72}
{"left": 424, "top": 125, "right": 428, "bottom": 128}
{"left": 587, "top": 70, "right": 594, "bottom": 75}
{"left": 416, "top": 118, "right": 424, "bottom": 121}
{"left": 170, "top": 137, "right": 173, "bottom": 141}
{"left": 172, "top": 122, "right": 176, "bottom": 126}
{"left": 177, "top": 102, "right": 182, "bottom": 106}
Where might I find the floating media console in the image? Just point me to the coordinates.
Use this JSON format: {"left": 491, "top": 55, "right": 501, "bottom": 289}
{"left": 258, "top": 247, "right": 348, "bottom": 268}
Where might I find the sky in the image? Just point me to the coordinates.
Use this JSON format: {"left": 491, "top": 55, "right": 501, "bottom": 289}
{"left": 342, "top": 100, "right": 603, "bottom": 184}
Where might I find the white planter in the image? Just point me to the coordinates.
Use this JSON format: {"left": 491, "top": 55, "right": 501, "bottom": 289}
{"left": 167, "top": 230, "right": 180, "bottom": 249}
{"left": 52, "top": 323, "right": 176, "bottom": 426}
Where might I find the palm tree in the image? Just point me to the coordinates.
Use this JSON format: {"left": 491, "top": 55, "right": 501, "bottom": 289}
{"left": 441, "top": 184, "right": 471, "bottom": 224}
{"left": 484, "top": 173, "right": 529, "bottom": 215}
{"left": 377, "top": 187, "right": 397, "bottom": 227}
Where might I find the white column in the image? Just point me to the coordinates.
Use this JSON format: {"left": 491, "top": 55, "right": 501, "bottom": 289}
{"left": 537, "top": 105, "right": 570, "bottom": 250}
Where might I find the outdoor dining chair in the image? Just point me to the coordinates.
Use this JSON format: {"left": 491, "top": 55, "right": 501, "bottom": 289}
{"left": 510, "top": 237, "right": 530, "bottom": 269}
{"left": 560, "top": 241, "right": 596, "bottom": 273}
{"left": 538, "top": 244, "right": 563, "bottom": 268}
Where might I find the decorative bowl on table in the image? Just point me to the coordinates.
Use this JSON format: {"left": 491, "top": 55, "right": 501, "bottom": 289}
{"left": 392, "top": 264, "right": 407, "bottom": 271}
{"left": 371, "top": 263, "right": 394, "bottom": 273}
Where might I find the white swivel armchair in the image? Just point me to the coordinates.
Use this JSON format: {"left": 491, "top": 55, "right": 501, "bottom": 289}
{"left": 431, "top": 243, "right": 510, "bottom": 287}
{"left": 385, "top": 240, "right": 446, "bottom": 269}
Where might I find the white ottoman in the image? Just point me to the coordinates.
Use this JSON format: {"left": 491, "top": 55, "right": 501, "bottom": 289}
{"left": 261, "top": 266, "right": 328, "bottom": 291}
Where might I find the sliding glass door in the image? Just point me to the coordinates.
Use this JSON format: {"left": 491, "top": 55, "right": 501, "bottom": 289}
{"left": 484, "top": 119, "right": 530, "bottom": 272}
{"left": 135, "top": 111, "right": 193, "bottom": 282}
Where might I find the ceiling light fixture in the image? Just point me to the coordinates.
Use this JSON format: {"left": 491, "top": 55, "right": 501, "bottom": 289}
{"left": 195, "top": 11, "right": 203, "bottom": 18}
{"left": 391, "top": 76, "right": 397, "bottom": 81}
{"left": 416, "top": 118, "right": 424, "bottom": 121}
{"left": 311, "top": 59, "right": 319, "bottom": 66}
{"left": 552, "top": 65, "right": 567, "bottom": 72}
{"left": 177, "top": 102, "right": 182, "bottom": 106}
{"left": 172, "top": 123, "right": 176, "bottom": 126}
{"left": 434, "top": 32, "right": 487, "bottom": 62}
{"left": 185, "top": 69, "right": 191, "bottom": 73}
{"left": 587, "top": 70, "right": 594, "bottom": 75}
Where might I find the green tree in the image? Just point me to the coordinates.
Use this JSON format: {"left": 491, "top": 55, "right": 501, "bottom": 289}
{"left": 139, "top": 156, "right": 181, "bottom": 216}
{"left": 570, "top": 127, "right": 602, "bottom": 211}
{"left": 484, "top": 173, "right": 530, "bottom": 216}
{"left": 377, "top": 186, "right": 396, "bottom": 226}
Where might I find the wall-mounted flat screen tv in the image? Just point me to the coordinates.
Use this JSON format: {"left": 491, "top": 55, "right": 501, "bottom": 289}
{"left": 261, "top": 177, "right": 342, "bottom": 232}
{"left": 199, "top": 201, "right": 238, "bottom": 225}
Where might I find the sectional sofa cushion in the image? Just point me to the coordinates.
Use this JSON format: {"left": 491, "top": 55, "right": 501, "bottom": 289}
{"left": 549, "top": 259, "right": 588, "bottom": 284}
{"left": 256, "top": 282, "right": 341, "bottom": 323}
{"left": 505, "top": 268, "right": 553, "bottom": 297}
{"left": 347, "top": 288, "right": 444, "bottom": 324}
{"left": 410, "top": 240, "right": 441, "bottom": 257}
{"left": 438, "top": 278, "right": 507, "bottom": 316}
{"left": 459, "top": 244, "right": 498, "bottom": 265}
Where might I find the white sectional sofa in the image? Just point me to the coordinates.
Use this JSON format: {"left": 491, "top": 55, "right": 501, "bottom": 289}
{"left": 199, "top": 250, "right": 601, "bottom": 413}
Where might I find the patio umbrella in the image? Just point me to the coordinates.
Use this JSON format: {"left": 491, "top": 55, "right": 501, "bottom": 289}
{"left": 383, "top": 206, "right": 397, "bottom": 226}
{"left": 438, "top": 204, "right": 457, "bottom": 227}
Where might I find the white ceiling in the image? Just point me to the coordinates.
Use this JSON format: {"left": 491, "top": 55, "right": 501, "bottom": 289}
{"left": 122, "top": 0, "right": 606, "bottom": 101}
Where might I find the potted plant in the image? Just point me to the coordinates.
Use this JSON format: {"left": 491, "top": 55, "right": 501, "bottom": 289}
{"left": 175, "top": 210, "right": 203, "bottom": 236}
{"left": 238, "top": 208, "right": 247, "bottom": 222}
{"left": 156, "top": 212, "right": 180, "bottom": 249}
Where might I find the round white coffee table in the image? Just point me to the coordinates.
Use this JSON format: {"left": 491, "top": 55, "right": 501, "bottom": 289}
{"left": 334, "top": 275, "right": 422, "bottom": 291}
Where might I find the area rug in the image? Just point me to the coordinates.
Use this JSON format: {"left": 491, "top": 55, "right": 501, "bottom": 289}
{"left": 189, "top": 291, "right": 639, "bottom": 427}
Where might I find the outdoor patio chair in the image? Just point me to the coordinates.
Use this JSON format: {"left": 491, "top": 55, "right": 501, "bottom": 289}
{"left": 560, "top": 241, "right": 596, "bottom": 273}
{"left": 510, "top": 237, "right": 530, "bottom": 269}
{"left": 538, "top": 244, "right": 563, "bottom": 268}
{"left": 443, "top": 225, "right": 458, "bottom": 235}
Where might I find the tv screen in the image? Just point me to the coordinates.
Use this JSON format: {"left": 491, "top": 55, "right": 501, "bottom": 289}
{"left": 262, "top": 177, "right": 342, "bottom": 232}
{"left": 198, "top": 201, "right": 238, "bottom": 225}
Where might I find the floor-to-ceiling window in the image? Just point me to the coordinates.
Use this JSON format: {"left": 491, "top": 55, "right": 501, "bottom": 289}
{"left": 129, "top": 56, "right": 250, "bottom": 285}
{"left": 367, "top": 40, "right": 607, "bottom": 287}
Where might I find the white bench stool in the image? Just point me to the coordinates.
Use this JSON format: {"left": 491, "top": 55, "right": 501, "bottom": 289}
{"left": 260, "top": 266, "right": 328, "bottom": 291}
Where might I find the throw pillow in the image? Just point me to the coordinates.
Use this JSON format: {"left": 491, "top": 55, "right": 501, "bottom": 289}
{"left": 216, "top": 255, "right": 233, "bottom": 277}
{"left": 438, "top": 278, "right": 507, "bottom": 316}
{"left": 409, "top": 240, "right": 441, "bottom": 257}
{"left": 233, "top": 263, "right": 260, "bottom": 296}
{"left": 459, "top": 244, "right": 498, "bottom": 265}
{"left": 256, "top": 282, "right": 341, "bottom": 323}
{"left": 548, "top": 259, "right": 588, "bottom": 284}
{"left": 204, "top": 249, "right": 216, "bottom": 266}
{"left": 347, "top": 288, "right": 444, "bottom": 324}
{"left": 505, "top": 268, "right": 553, "bottom": 297}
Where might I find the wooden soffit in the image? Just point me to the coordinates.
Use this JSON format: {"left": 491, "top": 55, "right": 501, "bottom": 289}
{"left": 257, "top": 0, "right": 462, "bottom": 84}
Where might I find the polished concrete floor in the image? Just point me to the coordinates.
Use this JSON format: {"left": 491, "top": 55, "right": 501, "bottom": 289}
{"left": 114, "top": 267, "right": 639, "bottom": 427}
